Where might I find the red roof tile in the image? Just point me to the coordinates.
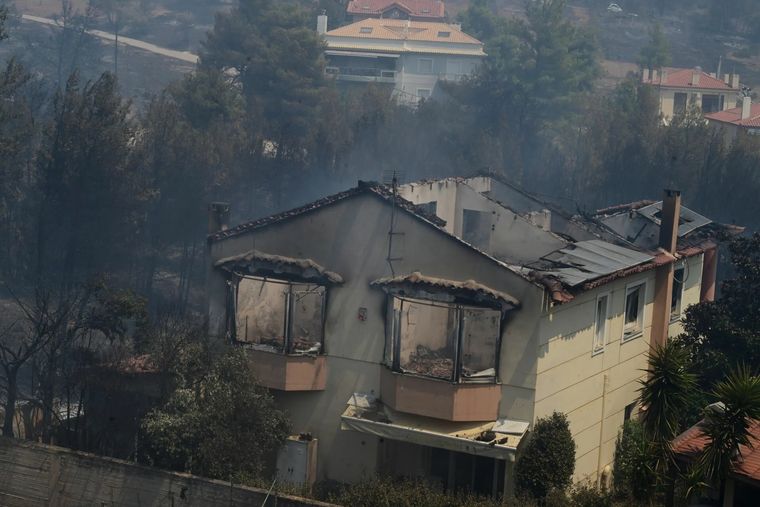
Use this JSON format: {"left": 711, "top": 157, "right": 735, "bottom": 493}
{"left": 347, "top": 0, "right": 445, "bottom": 19}
{"left": 705, "top": 103, "right": 760, "bottom": 128}
{"left": 642, "top": 67, "right": 736, "bottom": 91}
{"left": 672, "top": 418, "right": 760, "bottom": 483}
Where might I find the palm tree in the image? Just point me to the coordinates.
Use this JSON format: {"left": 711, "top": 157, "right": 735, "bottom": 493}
{"left": 638, "top": 342, "right": 698, "bottom": 506}
{"left": 698, "top": 367, "right": 760, "bottom": 504}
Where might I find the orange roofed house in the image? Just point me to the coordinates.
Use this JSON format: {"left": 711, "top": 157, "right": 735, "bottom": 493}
{"left": 346, "top": 0, "right": 446, "bottom": 22}
{"left": 673, "top": 415, "right": 760, "bottom": 506}
{"left": 318, "top": 14, "right": 485, "bottom": 105}
{"left": 705, "top": 95, "right": 760, "bottom": 144}
{"left": 642, "top": 67, "right": 741, "bottom": 122}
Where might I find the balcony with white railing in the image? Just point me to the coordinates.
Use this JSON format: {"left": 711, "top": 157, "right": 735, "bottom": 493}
{"left": 325, "top": 66, "right": 397, "bottom": 84}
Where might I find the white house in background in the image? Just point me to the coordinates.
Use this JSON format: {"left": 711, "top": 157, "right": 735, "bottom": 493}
{"left": 318, "top": 15, "right": 485, "bottom": 105}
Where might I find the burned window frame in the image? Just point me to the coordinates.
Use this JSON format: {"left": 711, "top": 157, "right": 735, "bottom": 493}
{"left": 384, "top": 294, "right": 503, "bottom": 384}
{"left": 229, "top": 275, "right": 327, "bottom": 356}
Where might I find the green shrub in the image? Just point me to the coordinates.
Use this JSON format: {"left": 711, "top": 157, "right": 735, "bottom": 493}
{"left": 612, "top": 420, "right": 654, "bottom": 502}
{"left": 326, "top": 477, "right": 501, "bottom": 507}
{"left": 515, "top": 412, "right": 576, "bottom": 500}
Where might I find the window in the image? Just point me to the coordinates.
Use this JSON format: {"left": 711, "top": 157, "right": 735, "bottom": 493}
{"left": 388, "top": 296, "right": 500, "bottom": 382}
{"left": 702, "top": 94, "right": 721, "bottom": 114}
{"left": 674, "top": 92, "right": 687, "bottom": 116}
{"left": 671, "top": 266, "right": 685, "bottom": 319}
{"left": 462, "top": 209, "right": 491, "bottom": 249}
{"left": 416, "top": 88, "right": 431, "bottom": 99}
{"left": 417, "top": 58, "right": 434, "bottom": 74}
{"left": 437, "top": 31, "right": 451, "bottom": 38}
{"left": 359, "top": 26, "right": 373, "bottom": 34}
{"left": 235, "top": 277, "right": 325, "bottom": 354}
{"left": 593, "top": 294, "right": 609, "bottom": 354}
{"left": 623, "top": 282, "right": 646, "bottom": 340}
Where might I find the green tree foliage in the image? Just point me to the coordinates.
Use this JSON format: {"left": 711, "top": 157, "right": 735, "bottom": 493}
{"left": 679, "top": 234, "right": 760, "bottom": 391}
{"left": 638, "top": 23, "right": 670, "bottom": 71}
{"left": 326, "top": 477, "right": 502, "bottom": 507}
{"left": 0, "top": 4, "right": 8, "bottom": 42}
{"left": 456, "top": 0, "right": 599, "bottom": 179}
{"left": 697, "top": 368, "right": 760, "bottom": 492}
{"left": 36, "top": 72, "right": 138, "bottom": 285}
{"left": 515, "top": 412, "right": 575, "bottom": 500}
{"left": 141, "top": 350, "right": 290, "bottom": 483}
{"left": 613, "top": 420, "right": 655, "bottom": 502}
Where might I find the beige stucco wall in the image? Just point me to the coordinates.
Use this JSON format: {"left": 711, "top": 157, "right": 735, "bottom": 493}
{"left": 535, "top": 252, "right": 704, "bottom": 483}
{"left": 208, "top": 192, "right": 544, "bottom": 484}
{"left": 208, "top": 189, "right": 706, "bottom": 488}
{"left": 657, "top": 87, "right": 734, "bottom": 122}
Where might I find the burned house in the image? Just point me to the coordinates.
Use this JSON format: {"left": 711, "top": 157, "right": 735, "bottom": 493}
{"left": 206, "top": 177, "right": 736, "bottom": 497}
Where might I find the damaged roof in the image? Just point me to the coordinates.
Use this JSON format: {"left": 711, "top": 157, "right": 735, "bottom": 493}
{"left": 215, "top": 250, "right": 344, "bottom": 284}
{"left": 528, "top": 240, "right": 654, "bottom": 288}
{"left": 208, "top": 182, "right": 445, "bottom": 242}
{"left": 371, "top": 271, "right": 520, "bottom": 308}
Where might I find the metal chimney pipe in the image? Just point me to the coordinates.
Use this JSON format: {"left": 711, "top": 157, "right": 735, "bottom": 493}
{"left": 208, "top": 202, "right": 231, "bottom": 235}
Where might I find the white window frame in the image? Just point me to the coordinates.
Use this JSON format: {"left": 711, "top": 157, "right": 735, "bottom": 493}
{"left": 416, "top": 88, "right": 431, "bottom": 100}
{"left": 593, "top": 292, "right": 610, "bottom": 355}
{"left": 670, "top": 264, "right": 686, "bottom": 322}
{"left": 417, "top": 58, "right": 434, "bottom": 74}
{"left": 622, "top": 281, "right": 647, "bottom": 342}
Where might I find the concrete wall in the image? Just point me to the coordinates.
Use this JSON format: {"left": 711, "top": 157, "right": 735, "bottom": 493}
{"left": 0, "top": 437, "right": 335, "bottom": 507}
{"left": 208, "top": 192, "right": 544, "bottom": 485}
{"left": 534, "top": 252, "right": 704, "bottom": 483}
{"left": 399, "top": 179, "right": 567, "bottom": 264}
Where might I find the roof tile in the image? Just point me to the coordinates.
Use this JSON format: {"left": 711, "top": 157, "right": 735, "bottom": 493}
{"left": 643, "top": 67, "right": 736, "bottom": 91}
{"left": 347, "top": 0, "right": 445, "bottom": 19}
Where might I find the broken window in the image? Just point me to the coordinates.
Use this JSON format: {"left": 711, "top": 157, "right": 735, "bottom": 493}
{"left": 671, "top": 266, "right": 685, "bottom": 318}
{"left": 623, "top": 282, "right": 646, "bottom": 340}
{"left": 235, "top": 277, "right": 324, "bottom": 355}
{"left": 389, "top": 296, "right": 500, "bottom": 382}
{"left": 462, "top": 209, "right": 491, "bottom": 250}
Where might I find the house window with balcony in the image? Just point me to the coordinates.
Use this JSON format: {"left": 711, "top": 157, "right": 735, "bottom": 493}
{"left": 674, "top": 92, "right": 687, "bottom": 116}
{"left": 235, "top": 276, "right": 325, "bottom": 355}
{"left": 417, "top": 58, "right": 434, "bottom": 74}
{"left": 386, "top": 296, "right": 501, "bottom": 382}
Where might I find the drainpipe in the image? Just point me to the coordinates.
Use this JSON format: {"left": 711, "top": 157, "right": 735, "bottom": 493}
{"left": 700, "top": 246, "right": 718, "bottom": 302}
{"left": 651, "top": 190, "right": 681, "bottom": 349}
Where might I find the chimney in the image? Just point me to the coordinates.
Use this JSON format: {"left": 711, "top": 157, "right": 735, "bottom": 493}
{"left": 691, "top": 68, "right": 701, "bottom": 86}
{"left": 643, "top": 68, "right": 651, "bottom": 82}
{"left": 659, "top": 69, "right": 667, "bottom": 84}
{"left": 208, "top": 202, "right": 230, "bottom": 235}
{"left": 742, "top": 95, "right": 752, "bottom": 120}
{"left": 317, "top": 13, "right": 328, "bottom": 35}
{"left": 724, "top": 73, "right": 730, "bottom": 84}
{"left": 651, "top": 69, "right": 659, "bottom": 83}
{"left": 658, "top": 190, "right": 681, "bottom": 254}
{"left": 729, "top": 73, "right": 740, "bottom": 89}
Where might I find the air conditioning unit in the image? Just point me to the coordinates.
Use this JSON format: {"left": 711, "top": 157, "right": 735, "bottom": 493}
{"left": 276, "top": 435, "right": 318, "bottom": 488}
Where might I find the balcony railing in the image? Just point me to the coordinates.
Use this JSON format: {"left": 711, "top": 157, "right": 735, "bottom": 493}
{"left": 325, "top": 66, "right": 396, "bottom": 83}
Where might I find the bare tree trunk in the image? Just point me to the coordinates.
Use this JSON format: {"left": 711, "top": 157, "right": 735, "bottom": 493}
{"left": 2, "top": 367, "right": 18, "bottom": 437}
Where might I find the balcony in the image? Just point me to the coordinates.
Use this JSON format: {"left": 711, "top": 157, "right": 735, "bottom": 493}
{"left": 380, "top": 368, "right": 500, "bottom": 421}
{"left": 246, "top": 348, "right": 327, "bottom": 391}
{"left": 325, "top": 66, "right": 396, "bottom": 84}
